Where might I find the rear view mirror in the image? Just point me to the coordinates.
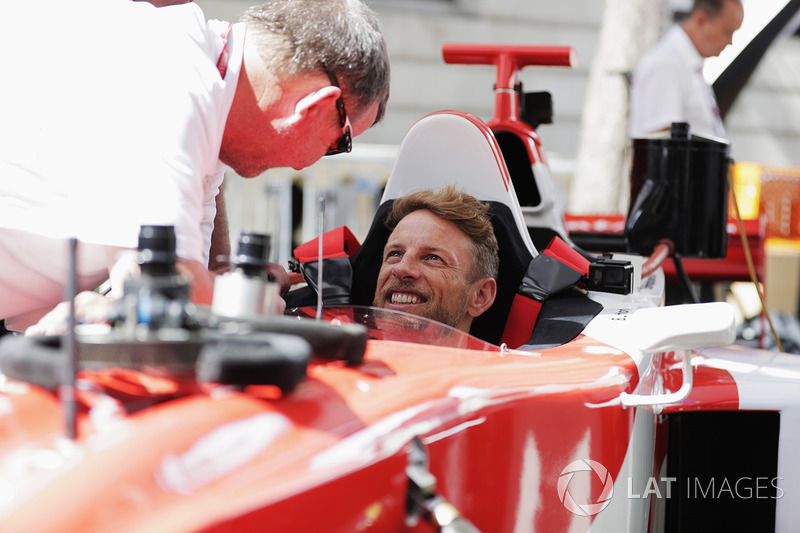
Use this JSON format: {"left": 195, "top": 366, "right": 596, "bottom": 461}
{"left": 620, "top": 302, "right": 736, "bottom": 409}
{"left": 632, "top": 302, "right": 736, "bottom": 353}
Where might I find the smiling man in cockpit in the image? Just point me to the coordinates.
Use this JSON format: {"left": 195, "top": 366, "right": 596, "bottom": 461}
{"left": 372, "top": 186, "right": 498, "bottom": 332}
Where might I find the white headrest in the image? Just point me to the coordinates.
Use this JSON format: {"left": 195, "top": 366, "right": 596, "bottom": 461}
{"left": 381, "top": 111, "right": 537, "bottom": 255}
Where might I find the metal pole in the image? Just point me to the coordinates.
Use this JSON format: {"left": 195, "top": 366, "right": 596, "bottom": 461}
{"left": 62, "top": 237, "right": 79, "bottom": 439}
{"left": 316, "top": 193, "right": 325, "bottom": 320}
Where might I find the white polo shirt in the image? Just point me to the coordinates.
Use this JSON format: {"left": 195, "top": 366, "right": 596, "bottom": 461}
{"left": 0, "top": 0, "right": 244, "bottom": 319}
{"left": 629, "top": 25, "right": 725, "bottom": 139}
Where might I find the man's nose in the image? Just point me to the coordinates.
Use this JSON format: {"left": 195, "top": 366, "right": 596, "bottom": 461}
{"left": 392, "top": 256, "right": 419, "bottom": 280}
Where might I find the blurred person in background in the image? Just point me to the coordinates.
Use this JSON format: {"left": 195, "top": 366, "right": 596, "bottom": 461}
{"left": 629, "top": 0, "right": 743, "bottom": 138}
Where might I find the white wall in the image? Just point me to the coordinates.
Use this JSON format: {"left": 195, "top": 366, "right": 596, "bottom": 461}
{"left": 726, "top": 36, "right": 800, "bottom": 166}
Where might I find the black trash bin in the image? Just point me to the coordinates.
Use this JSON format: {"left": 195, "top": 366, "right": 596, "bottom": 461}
{"left": 625, "top": 122, "right": 731, "bottom": 259}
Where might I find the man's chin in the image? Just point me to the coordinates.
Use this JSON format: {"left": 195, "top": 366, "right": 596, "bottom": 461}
{"left": 234, "top": 163, "right": 308, "bottom": 176}
{"left": 378, "top": 299, "right": 437, "bottom": 321}
{"left": 233, "top": 166, "right": 266, "bottom": 178}
{"left": 380, "top": 302, "right": 462, "bottom": 330}
{"left": 222, "top": 157, "right": 272, "bottom": 178}
{"left": 382, "top": 301, "right": 427, "bottom": 314}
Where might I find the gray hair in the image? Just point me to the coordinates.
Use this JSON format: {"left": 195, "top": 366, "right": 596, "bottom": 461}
{"left": 240, "top": 0, "right": 390, "bottom": 123}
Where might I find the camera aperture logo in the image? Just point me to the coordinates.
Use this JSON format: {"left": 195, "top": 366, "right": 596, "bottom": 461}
{"left": 558, "top": 459, "right": 614, "bottom": 517}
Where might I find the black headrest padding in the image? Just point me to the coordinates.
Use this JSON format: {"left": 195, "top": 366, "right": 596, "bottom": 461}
{"left": 350, "top": 201, "right": 394, "bottom": 307}
{"left": 495, "top": 130, "right": 541, "bottom": 208}
{"left": 471, "top": 203, "right": 533, "bottom": 344}
{"left": 350, "top": 201, "right": 534, "bottom": 346}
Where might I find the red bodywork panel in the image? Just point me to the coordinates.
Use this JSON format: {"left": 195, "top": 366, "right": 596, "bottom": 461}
{"left": 0, "top": 333, "right": 641, "bottom": 532}
{"left": 661, "top": 351, "right": 740, "bottom": 413}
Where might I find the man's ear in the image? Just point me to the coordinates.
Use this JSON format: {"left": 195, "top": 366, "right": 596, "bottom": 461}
{"left": 467, "top": 277, "right": 497, "bottom": 318}
{"left": 291, "top": 86, "right": 340, "bottom": 124}
{"left": 694, "top": 9, "right": 711, "bottom": 28}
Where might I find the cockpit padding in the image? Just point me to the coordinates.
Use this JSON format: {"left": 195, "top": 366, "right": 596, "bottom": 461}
{"left": 519, "top": 289, "right": 603, "bottom": 350}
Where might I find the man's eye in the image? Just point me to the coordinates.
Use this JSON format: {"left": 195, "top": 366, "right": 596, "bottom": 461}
{"left": 426, "top": 254, "right": 443, "bottom": 263}
{"left": 385, "top": 250, "right": 402, "bottom": 261}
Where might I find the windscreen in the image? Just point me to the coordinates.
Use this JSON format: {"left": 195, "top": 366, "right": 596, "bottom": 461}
{"left": 287, "top": 305, "right": 501, "bottom": 352}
